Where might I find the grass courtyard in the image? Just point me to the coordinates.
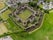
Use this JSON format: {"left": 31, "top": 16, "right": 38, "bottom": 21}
{"left": 10, "top": 10, "right": 53, "bottom": 40}
{"left": 18, "top": 9, "right": 32, "bottom": 21}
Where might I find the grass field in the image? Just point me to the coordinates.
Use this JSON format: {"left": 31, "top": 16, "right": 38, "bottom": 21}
{"left": 0, "top": 9, "right": 11, "bottom": 20}
{"left": 5, "top": 17, "right": 23, "bottom": 32}
{"left": 18, "top": 9, "right": 32, "bottom": 21}
{"left": 0, "top": 22, "right": 8, "bottom": 35}
{"left": 10, "top": 10, "right": 53, "bottom": 40}
{"left": 0, "top": 2, "right": 5, "bottom": 10}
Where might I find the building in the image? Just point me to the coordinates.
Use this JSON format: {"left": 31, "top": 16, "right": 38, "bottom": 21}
{"left": 6, "top": 0, "right": 32, "bottom": 7}
{"left": 0, "top": 36, "right": 13, "bottom": 40}
{"left": 16, "top": 0, "right": 32, "bottom": 3}
{"left": 5, "top": 0, "right": 17, "bottom": 8}
{"left": 43, "top": 1, "right": 53, "bottom": 10}
{"left": 43, "top": 2, "right": 49, "bottom": 10}
{"left": 49, "top": 1, "right": 53, "bottom": 9}
{"left": 37, "top": 0, "right": 44, "bottom": 5}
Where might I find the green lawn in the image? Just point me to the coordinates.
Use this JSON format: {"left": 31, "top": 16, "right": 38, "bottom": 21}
{"left": 10, "top": 10, "right": 53, "bottom": 40}
{"left": 5, "top": 17, "right": 23, "bottom": 32}
{"left": 0, "top": 9, "right": 11, "bottom": 20}
{"left": 18, "top": 9, "right": 32, "bottom": 21}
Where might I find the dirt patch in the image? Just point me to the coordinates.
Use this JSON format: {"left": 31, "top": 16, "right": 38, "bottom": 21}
{"left": 0, "top": 22, "right": 8, "bottom": 35}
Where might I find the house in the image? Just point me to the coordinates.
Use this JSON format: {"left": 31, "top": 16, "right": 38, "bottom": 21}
{"left": 43, "top": 1, "right": 53, "bottom": 10}
{"left": 43, "top": 2, "right": 49, "bottom": 10}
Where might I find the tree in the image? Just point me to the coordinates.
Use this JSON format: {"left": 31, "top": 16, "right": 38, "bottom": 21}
{"left": 18, "top": 2, "right": 21, "bottom": 6}
{"left": 0, "top": 18, "right": 2, "bottom": 21}
{"left": 36, "top": 5, "right": 40, "bottom": 9}
{"left": 28, "top": 2, "right": 37, "bottom": 7}
{"left": 44, "top": 10, "right": 49, "bottom": 14}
